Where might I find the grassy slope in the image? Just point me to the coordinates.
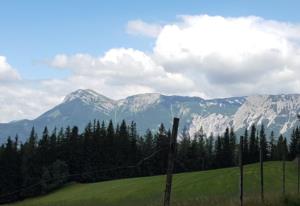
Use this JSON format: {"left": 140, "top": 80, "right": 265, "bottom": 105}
{"left": 6, "top": 161, "right": 300, "bottom": 206}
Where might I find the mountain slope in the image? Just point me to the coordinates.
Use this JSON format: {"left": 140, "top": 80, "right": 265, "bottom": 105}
{"left": 1, "top": 89, "right": 300, "bottom": 143}
{"left": 233, "top": 94, "right": 300, "bottom": 134}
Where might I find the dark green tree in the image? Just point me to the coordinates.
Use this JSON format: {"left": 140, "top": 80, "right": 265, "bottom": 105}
{"left": 243, "top": 129, "right": 249, "bottom": 164}
{"left": 259, "top": 124, "right": 268, "bottom": 160}
{"left": 269, "top": 131, "right": 277, "bottom": 160}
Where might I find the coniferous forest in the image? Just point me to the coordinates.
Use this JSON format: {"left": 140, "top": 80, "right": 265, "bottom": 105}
{"left": 0, "top": 120, "right": 299, "bottom": 203}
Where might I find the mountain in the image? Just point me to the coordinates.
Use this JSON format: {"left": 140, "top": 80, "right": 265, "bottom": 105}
{"left": 1, "top": 89, "right": 300, "bottom": 143}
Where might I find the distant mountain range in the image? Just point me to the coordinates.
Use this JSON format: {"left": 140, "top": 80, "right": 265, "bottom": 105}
{"left": 1, "top": 89, "right": 300, "bottom": 143}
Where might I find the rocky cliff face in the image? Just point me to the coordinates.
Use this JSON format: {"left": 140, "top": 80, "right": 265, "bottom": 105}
{"left": 1, "top": 89, "right": 299, "bottom": 143}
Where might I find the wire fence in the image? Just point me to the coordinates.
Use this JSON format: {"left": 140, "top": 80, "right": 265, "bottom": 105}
{"left": 1, "top": 120, "right": 300, "bottom": 206}
{"left": 0, "top": 148, "right": 165, "bottom": 204}
{"left": 0, "top": 153, "right": 299, "bottom": 205}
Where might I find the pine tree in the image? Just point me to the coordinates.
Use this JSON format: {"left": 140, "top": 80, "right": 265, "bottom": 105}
{"left": 289, "top": 128, "right": 298, "bottom": 160}
{"left": 105, "top": 120, "right": 115, "bottom": 168}
{"left": 56, "top": 127, "right": 65, "bottom": 162}
{"left": 67, "top": 126, "right": 81, "bottom": 180}
{"left": 205, "top": 133, "right": 214, "bottom": 169}
{"left": 118, "top": 120, "right": 130, "bottom": 167}
{"left": 259, "top": 124, "right": 268, "bottom": 160}
{"left": 128, "top": 121, "right": 138, "bottom": 168}
{"left": 82, "top": 122, "right": 94, "bottom": 181}
{"left": 49, "top": 128, "right": 57, "bottom": 164}
{"left": 198, "top": 130, "right": 206, "bottom": 170}
{"left": 249, "top": 125, "right": 257, "bottom": 163}
{"left": 142, "top": 129, "right": 155, "bottom": 175}
{"left": 229, "top": 127, "right": 236, "bottom": 165}
{"left": 243, "top": 129, "right": 249, "bottom": 164}
{"left": 269, "top": 131, "right": 277, "bottom": 160}
{"left": 178, "top": 126, "right": 191, "bottom": 172}
{"left": 276, "top": 134, "right": 285, "bottom": 160}
{"left": 41, "top": 167, "right": 51, "bottom": 194}
{"left": 93, "top": 120, "right": 103, "bottom": 173}
{"left": 154, "top": 123, "right": 169, "bottom": 174}
{"left": 223, "top": 127, "right": 231, "bottom": 167}
{"left": 296, "top": 127, "right": 300, "bottom": 158}
{"left": 21, "top": 127, "right": 40, "bottom": 197}
{"left": 0, "top": 137, "right": 22, "bottom": 201}
{"left": 214, "top": 135, "right": 223, "bottom": 168}
{"left": 144, "top": 129, "right": 154, "bottom": 155}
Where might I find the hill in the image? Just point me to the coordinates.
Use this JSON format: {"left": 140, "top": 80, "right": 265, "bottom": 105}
{"left": 6, "top": 161, "right": 300, "bottom": 206}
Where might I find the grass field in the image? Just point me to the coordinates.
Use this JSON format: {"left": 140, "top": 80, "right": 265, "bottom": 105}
{"left": 6, "top": 161, "right": 300, "bottom": 206}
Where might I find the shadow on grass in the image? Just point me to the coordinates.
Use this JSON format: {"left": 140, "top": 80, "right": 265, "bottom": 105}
{"left": 155, "top": 193, "right": 300, "bottom": 206}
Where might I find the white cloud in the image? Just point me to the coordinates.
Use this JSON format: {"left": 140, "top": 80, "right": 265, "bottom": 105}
{"left": 50, "top": 48, "right": 195, "bottom": 96}
{"left": 3, "top": 14, "right": 300, "bottom": 122}
{"left": 153, "top": 15, "right": 300, "bottom": 98}
{"left": 0, "top": 56, "right": 21, "bottom": 81}
{"left": 126, "top": 20, "right": 162, "bottom": 38}
{"left": 0, "top": 82, "right": 62, "bottom": 122}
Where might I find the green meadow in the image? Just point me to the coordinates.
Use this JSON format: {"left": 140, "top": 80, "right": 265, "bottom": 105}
{"left": 7, "top": 161, "right": 300, "bottom": 206}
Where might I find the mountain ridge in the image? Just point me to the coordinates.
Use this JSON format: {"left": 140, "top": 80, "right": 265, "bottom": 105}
{"left": 1, "top": 89, "right": 300, "bottom": 143}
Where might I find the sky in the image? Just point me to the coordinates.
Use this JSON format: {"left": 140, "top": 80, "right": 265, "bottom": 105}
{"left": 1, "top": 0, "right": 300, "bottom": 122}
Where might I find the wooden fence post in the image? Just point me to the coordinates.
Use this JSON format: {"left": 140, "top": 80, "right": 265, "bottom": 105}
{"left": 164, "top": 117, "right": 179, "bottom": 206}
{"left": 260, "top": 136, "right": 264, "bottom": 202}
{"left": 239, "top": 136, "right": 244, "bottom": 206}
{"left": 297, "top": 154, "right": 300, "bottom": 195}
{"left": 297, "top": 138, "right": 300, "bottom": 195}
{"left": 283, "top": 138, "right": 286, "bottom": 195}
{"left": 297, "top": 115, "right": 300, "bottom": 194}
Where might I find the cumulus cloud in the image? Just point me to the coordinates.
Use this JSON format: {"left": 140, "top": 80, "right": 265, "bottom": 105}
{"left": 3, "top": 14, "right": 300, "bottom": 122}
{"left": 126, "top": 20, "right": 162, "bottom": 38}
{"left": 0, "top": 82, "right": 62, "bottom": 122}
{"left": 0, "top": 57, "right": 63, "bottom": 122}
{"left": 0, "top": 56, "right": 21, "bottom": 81}
{"left": 50, "top": 48, "right": 195, "bottom": 95}
{"left": 51, "top": 15, "right": 300, "bottom": 99}
{"left": 153, "top": 15, "right": 300, "bottom": 97}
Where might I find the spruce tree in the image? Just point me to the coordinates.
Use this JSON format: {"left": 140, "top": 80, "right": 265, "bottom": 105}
{"left": 276, "top": 135, "right": 285, "bottom": 160}
{"left": 259, "top": 124, "right": 268, "bottom": 160}
{"left": 215, "top": 135, "right": 223, "bottom": 168}
{"left": 269, "top": 131, "right": 277, "bottom": 160}
{"left": 198, "top": 130, "right": 206, "bottom": 170}
{"left": 243, "top": 129, "right": 249, "bottom": 164}
{"left": 21, "top": 127, "right": 40, "bottom": 197}
{"left": 142, "top": 129, "right": 155, "bottom": 175}
{"left": 178, "top": 127, "right": 191, "bottom": 171}
{"left": 0, "top": 137, "right": 21, "bottom": 201}
{"left": 289, "top": 128, "right": 298, "bottom": 160}
{"left": 67, "top": 126, "right": 81, "bottom": 180}
{"left": 205, "top": 133, "right": 214, "bottom": 169}
{"left": 229, "top": 127, "right": 236, "bottom": 165}
{"left": 249, "top": 124, "right": 257, "bottom": 163}
{"left": 154, "top": 123, "right": 169, "bottom": 174}
{"left": 223, "top": 127, "right": 231, "bottom": 167}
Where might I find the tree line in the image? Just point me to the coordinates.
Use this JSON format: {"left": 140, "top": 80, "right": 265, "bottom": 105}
{"left": 0, "top": 120, "right": 299, "bottom": 203}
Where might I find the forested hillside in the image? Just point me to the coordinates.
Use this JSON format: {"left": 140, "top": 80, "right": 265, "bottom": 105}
{"left": 1, "top": 119, "right": 300, "bottom": 204}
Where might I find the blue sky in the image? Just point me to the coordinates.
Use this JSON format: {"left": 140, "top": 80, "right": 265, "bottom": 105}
{"left": 1, "top": 0, "right": 300, "bottom": 79}
{"left": 2, "top": 0, "right": 300, "bottom": 122}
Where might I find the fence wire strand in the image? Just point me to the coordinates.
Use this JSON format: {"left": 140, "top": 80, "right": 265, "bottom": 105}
{"left": 0, "top": 148, "right": 166, "bottom": 201}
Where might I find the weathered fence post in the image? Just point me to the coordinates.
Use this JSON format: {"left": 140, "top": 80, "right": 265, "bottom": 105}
{"left": 164, "top": 117, "right": 179, "bottom": 206}
{"left": 297, "top": 154, "right": 300, "bottom": 195}
{"left": 283, "top": 138, "right": 286, "bottom": 195}
{"left": 260, "top": 137, "right": 264, "bottom": 202}
{"left": 239, "top": 136, "right": 244, "bottom": 206}
{"left": 297, "top": 115, "right": 300, "bottom": 194}
{"left": 297, "top": 138, "right": 300, "bottom": 194}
